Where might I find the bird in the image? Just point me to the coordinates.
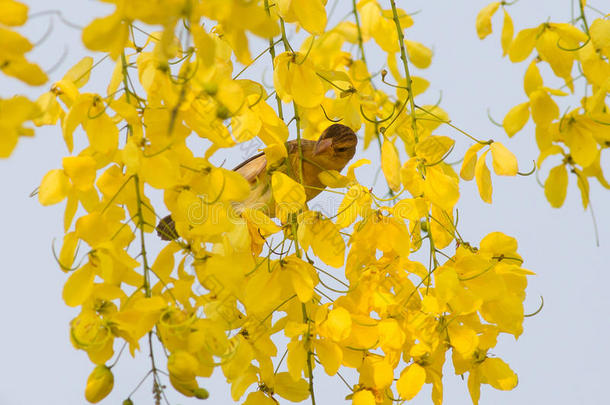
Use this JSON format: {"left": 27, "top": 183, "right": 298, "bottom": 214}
{"left": 156, "top": 123, "right": 358, "bottom": 241}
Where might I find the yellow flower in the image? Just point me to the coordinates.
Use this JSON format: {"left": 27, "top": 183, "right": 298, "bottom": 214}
{"left": 0, "top": 96, "right": 41, "bottom": 158}
{"left": 475, "top": 2, "right": 501, "bottom": 39}
{"left": 509, "top": 23, "right": 587, "bottom": 88}
{"left": 273, "top": 52, "right": 325, "bottom": 108}
{"left": 278, "top": 0, "right": 327, "bottom": 35}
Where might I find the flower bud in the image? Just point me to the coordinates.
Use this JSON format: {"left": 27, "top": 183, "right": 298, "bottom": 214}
{"left": 167, "top": 350, "right": 198, "bottom": 381}
{"left": 193, "top": 388, "right": 209, "bottom": 399}
{"left": 169, "top": 374, "right": 198, "bottom": 397}
{"left": 85, "top": 365, "right": 114, "bottom": 403}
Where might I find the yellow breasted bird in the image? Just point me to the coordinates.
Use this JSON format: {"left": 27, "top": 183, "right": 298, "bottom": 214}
{"left": 156, "top": 123, "right": 357, "bottom": 240}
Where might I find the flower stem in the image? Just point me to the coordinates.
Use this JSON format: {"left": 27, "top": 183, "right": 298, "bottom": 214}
{"left": 302, "top": 303, "right": 317, "bottom": 405}
{"left": 264, "top": 0, "right": 285, "bottom": 120}
{"left": 388, "top": 0, "right": 419, "bottom": 143}
{"left": 351, "top": 0, "right": 367, "bottom": 65}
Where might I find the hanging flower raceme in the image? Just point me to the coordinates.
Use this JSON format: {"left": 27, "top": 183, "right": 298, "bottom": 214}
{"left": 7, "top": 0, "right": 562, "bottom": 403}
{"left": 477, "top": 2, "right": 609, "bottom": 209}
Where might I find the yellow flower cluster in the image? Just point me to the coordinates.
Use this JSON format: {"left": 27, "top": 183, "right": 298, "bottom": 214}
{"left": 8, "top": 0, "right": 578, "bottom": 403}
{"left": 477, "top": 1, "right": 610, "bottom": 208}
{"left": 0, "top": 0, "right": 47, "bottom": 157}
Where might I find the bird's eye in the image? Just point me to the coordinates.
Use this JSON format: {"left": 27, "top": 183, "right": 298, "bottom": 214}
{"left": 335, "top": 147, "right": 350, "bottom": 153}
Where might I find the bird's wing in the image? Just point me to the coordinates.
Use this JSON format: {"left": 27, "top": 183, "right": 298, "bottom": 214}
{"left": 232, "top": 139, "right": 313, "bottom": 183}
{"left": 285, "top": 139, "right": 317, "bottom": 154}
{"left": 233, "top": 151, "right": 268, "bottom": 183}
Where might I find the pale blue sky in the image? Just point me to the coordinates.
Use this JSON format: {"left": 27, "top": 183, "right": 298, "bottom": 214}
{"left": 1, "top": 1, "right": 608, "bottom": 404}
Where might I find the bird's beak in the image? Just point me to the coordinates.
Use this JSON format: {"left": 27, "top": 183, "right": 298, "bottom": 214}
{"left": 313, "top": 138, "right": 333, "bottom": 156}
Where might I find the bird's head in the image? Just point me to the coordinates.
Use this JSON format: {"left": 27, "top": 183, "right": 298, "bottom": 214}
{"left": 313, "top": 124, "right": 358, "bottom": 168}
